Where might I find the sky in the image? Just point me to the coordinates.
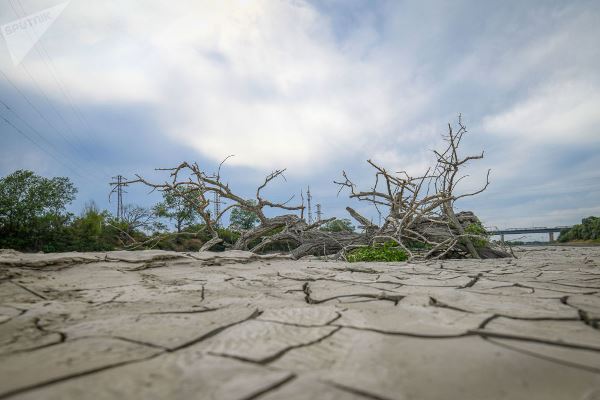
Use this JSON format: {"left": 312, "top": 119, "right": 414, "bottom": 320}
{"left": 0, "top": 0, "right": 599, "bottom": 236}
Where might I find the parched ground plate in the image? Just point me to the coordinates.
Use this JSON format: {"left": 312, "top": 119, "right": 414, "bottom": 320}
{"left": 0, "top": 246, "right": 599, "bottom": 399}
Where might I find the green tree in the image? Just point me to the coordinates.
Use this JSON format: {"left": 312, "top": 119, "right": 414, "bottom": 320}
{"left": 153, "top": 188, "right": 201, "bottom": 233}
{"left": 69, "top": 202, "right": 115, "bottom": 251}
{"left": 0, "top": 170, "right": 76, "bottom": 229}
{"left": 0, "top": 170, "right": 77, "bottom": 251}
{"left": 320, "top": 218, "right": 355, "bottom": 232}
{"left": 229, "top": 205, "right": 259, "bottom": 230}
{"left": 559, "top": 216, "right": 600, "bottom": 242}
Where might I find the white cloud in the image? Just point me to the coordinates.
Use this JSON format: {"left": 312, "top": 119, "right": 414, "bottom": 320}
{"left": 2, "top": 0, "right": 600, "bottom": 226}
{"left": 3, "top": 0, "right": 431, "bottom": 172}
{"left": 482, "top": 80, "right": 600, "bottom": 142}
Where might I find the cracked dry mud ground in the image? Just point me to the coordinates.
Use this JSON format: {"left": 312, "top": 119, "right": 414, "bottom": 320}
{"left": 0, "top": 247, "right": 599, "bottom": 399}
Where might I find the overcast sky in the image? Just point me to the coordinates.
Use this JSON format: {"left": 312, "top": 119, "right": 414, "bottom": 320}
{"left": 1, "top": 0, "right": 599, "bottom": 233}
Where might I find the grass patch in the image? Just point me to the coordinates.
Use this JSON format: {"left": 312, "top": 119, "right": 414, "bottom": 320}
{"left": 347, "top": 241, "right": 408, "bottom": 262}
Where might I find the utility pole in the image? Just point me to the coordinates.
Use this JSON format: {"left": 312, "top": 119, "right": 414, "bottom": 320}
{"left": 109, "top": 175, "right": 128, "bottom": 220}
{"left": 306, "top": 186, "right": 313, "bottom": 224}
{"left": 316, "top": 204, "right": 322, "bottom": 222}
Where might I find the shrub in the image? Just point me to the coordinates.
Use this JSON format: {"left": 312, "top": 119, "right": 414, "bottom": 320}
{"left": 464, "top": 222, "right": 489, "bottom": 248}
{"left": 347, "top": 241, "right": 408, "bottom": 262}
{"left": 320, "top": 218, "right": 355, "bottom": 232}
{"left": 559, "top": 216, "right": 600, "bottom": 242}
{"left": 405, "top": 240, "right": 433, "bottom": 250}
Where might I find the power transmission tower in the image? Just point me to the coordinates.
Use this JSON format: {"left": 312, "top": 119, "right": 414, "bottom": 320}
{"left": 306, "top": 186, "right": 313, "bottom": 224}
{"left": 213, "top": 191, "right": 221, "bottom": 228}
{"left": 316, "top": 204, "right": 322, "bottom": 222}
{"left": 213, "top": 172, "right": 222, "bottom": 228}
{"left": 109, "top": 175, "right": 128, "bottom": 220}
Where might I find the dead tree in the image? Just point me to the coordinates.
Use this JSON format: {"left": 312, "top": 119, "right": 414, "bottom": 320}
{"left": 127, "top": 115, "right": 509, "bottom": 260}
{"left": 126, "top": 160, "right": 337, "bottom": 252}
{"left": 335, "top": 115, "right": 507, "bottom": 259}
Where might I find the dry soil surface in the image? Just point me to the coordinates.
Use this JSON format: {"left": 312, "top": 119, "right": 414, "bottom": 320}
{"left": 0, "top": 246, "right": 599, "bottom": 399}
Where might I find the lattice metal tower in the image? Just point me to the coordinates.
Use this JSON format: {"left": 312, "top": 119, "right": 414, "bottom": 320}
{"left": 213, "top": 174, "right": 222, "bottom": 228}
{"left": 213, "top": 191, "right": 221, "bottom": 227}
{"left": 306, "top": 186, "right": 313, "bottom": 224}
{"left": 316, "top": 204, "right": 322, "bottom": 222}
{"left": 109, "top": 175, "right": 128, "bottom": 220}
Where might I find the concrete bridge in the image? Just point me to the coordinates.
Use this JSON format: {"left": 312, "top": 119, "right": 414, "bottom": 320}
{"left": 486, "top": 226, "right": 572, "bottom": 242}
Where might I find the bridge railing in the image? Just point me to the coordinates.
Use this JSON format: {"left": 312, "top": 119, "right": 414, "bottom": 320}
{"left": 483, "top": 225, "right": 573, "bottom": 242}
{"left": 485, "top": 226, "right": 572, "bottom": 233}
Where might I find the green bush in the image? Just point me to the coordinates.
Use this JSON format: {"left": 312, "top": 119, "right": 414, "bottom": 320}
{"left": 320, "top": 218, "right": 354, "bottom": 232}
{"left": 347, "top": 241, "right": 408, "bottom": 262}
{"left": 464, "top": 222, "right": 489, "bottom": 248}
{"left": 229, "top": 204, "right": 260, "bottom": 230}
{"left": 405, "top": 240, "right": 433, "bottom": 250}
{"left": 559, "top": 216, "right": 600, "bottom": 242}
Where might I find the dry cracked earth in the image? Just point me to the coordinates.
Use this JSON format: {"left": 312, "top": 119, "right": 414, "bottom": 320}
{"left": 1, "top": 246, "right": 600, "bottom": 399}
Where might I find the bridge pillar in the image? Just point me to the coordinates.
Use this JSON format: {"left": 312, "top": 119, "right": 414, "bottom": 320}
{"left": 549, "top": 232, "right": 554, "bottom": 242}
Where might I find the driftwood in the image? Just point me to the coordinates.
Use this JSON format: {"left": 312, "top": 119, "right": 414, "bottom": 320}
{"left": 333, "top": 115, "right": 508, "bottom": 259}
{"left": 127, "top": 116, "right": 510, "bottom": 260}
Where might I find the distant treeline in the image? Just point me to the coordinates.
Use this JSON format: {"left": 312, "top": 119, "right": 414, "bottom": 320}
{"left": 0, "top": 170, "right": 353, "bottom": 253}
{"left": 558, "top": 217, "right": 600, "bottom": 243}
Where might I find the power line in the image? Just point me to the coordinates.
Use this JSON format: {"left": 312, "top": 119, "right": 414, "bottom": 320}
{"left": 3, "top": 2, "right": 109, "bottom": 179}
{"left": 12, "top": 0, "right": 110, "bottom": 168}
{"left": 0, "top": 98, "right": 86, "bottom": 174}
{"left": 0, "top": 69, "right": 105, "bottom": 181}
{"left": 1, "top": 113, "right": 84, "bottom": 178}
{"left": 0, "top": 68, "right": 79, "bottom": 154}
{"left": 18, "top": 62, "right": 100, "bottom": 163}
